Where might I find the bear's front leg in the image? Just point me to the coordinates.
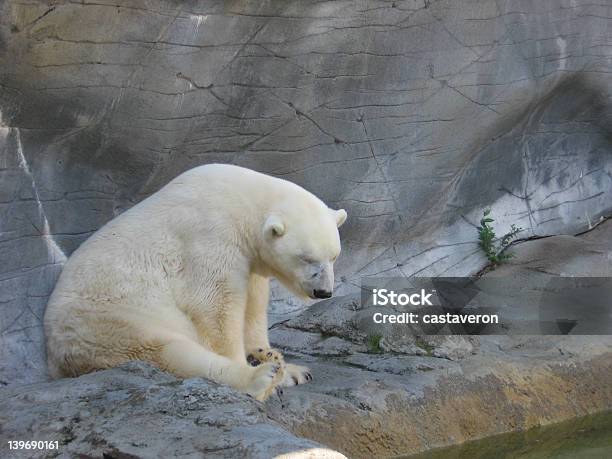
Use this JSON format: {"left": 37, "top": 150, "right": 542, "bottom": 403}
{"left": 244, "top": 273, "right": 273, "bottom": 358}
{"left": 158, "top": 338, "right": 283, "bottom": 401}
{"left": 244, "top": 274, "right": 312, "bottom": 387}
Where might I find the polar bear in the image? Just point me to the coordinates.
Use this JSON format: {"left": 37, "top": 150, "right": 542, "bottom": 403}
{"left": 44, "top": 164, "right": 346, "bottom": 400}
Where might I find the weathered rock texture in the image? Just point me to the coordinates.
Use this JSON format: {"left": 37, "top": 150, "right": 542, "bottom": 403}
{"left": 266, "top": 337, "right": 612, "bottom": 458}
{"left": 0, "top": 362, "right": 347, "bottom": 459}
{"left": 1, "top": 0, "right": 611, "bottom": 402}
{"left": 1, "top": 220, "right": 611, "bottom": 458}
{"left": 263, "top": 221, "right": 612, "bottom": 457}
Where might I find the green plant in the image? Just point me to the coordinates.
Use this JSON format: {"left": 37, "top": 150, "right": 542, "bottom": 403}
{"left": 367, "top": 334, "right": 383, "bottom": 354}
{"left": 477, "top": 209, "right": 522, "bottom": 266}
{"left": 414, "top": 336, "right": 434, "bottom": 356}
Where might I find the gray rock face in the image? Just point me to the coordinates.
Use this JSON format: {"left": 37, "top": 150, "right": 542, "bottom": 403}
{"left": 488, "top": 216, "right": 612, "bottom": 277}
{"left": 0, "top": 222, "right": 611, "bottom": 457}
{"left": 0, "top": 361, "right": 346, "bottom": 459}
{"left": 264, "top": 221, "right": 612, "bottom": 457}
{"left": 1, "top": 0, "right": 612, "bottom": 389}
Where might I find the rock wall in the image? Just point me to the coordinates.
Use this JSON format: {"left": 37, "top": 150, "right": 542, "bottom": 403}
{"left": 1, "top": 0, "right": 612, "bottom": 385}
{"left": 1, "top": 222, "right": 611, "bottom": 458}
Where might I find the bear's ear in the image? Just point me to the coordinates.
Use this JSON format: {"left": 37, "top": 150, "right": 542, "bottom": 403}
{"left": 263, "top": 215, "right": 286, "bottom": 238}
{"left": 334, "top": 209, "right": 347, "bottom": 227}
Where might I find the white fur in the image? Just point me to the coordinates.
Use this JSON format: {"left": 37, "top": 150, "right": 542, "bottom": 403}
{"left": 44, "top": 164, "right": 345, "bottom": 400}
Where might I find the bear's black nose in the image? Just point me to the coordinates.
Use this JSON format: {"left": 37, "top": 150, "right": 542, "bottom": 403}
{"left": 313, "top": 289, "right": 332, "bottom": 299}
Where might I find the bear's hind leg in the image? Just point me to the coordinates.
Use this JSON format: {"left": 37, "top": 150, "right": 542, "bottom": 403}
{"left": 158, "top": 339, "right": 282, "bottom": 401}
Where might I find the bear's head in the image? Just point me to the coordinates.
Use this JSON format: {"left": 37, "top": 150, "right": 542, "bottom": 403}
{"left": 260, "top": 198, "right": 347, "bottom": 300}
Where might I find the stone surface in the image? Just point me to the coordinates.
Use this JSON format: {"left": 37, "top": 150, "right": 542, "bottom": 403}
{"left": 488, "top": 216, "right": 612, "bottom": 277}
{"left": 0, "top": 221, "right": 611, "bottom": 458}
{"left": 1, "top": 2, "right": 612, "bottom": 456}
{"left": 266, "top": 337, "right": 612, "bottom": 458}
{"left": 263, "top": 221, "right": 612, "bottom": 457}
{"left": 2, "top": 0, "right": 612, "bottom": 386}
{"left": 0, "top": 361, "right": 346, "bottom": 459}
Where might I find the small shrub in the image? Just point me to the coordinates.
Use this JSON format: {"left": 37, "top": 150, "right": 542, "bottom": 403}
{"left": 414, "top": 336, "right": 434, "bottom": 356}
{"left": 477, "top": 209, "right": 522, "bottom": 266}
{"left": 367, "top": 334, "right": 383, "bottom": 354}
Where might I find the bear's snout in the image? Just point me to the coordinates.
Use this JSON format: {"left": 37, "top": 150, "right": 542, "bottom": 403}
{"left": 303, "top": 261, "right": 334, "bottom": 300}
{"left": 313, "top": 289, "right": 332, "bottom": 299}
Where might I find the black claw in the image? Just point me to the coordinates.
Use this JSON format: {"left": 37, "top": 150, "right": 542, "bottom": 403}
{"left": 292, "top": 376, "right": 298, "bottom": 385}
{"left": 306, "top": 373, "right": 312, "bottom": 381}
{"left": 267, "top": 351, "right": 273, "bottom": 358}
{"left": 276, "top": 386, "right": 284, "bottom": 396}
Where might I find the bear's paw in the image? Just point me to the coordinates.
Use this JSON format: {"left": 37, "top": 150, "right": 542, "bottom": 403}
{"left": 282, "top": 363, "right": 312, "bottom": 387}
{"left": 243, "top": 362, "right": 284, "bottom": 401}
{"left": 247, "top": 348, "right": 285, "bottom": 366}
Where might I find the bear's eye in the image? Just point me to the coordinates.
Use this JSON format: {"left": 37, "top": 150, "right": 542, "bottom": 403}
{"left": 299, "top": 255, "right": 316, "bottom": 264}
